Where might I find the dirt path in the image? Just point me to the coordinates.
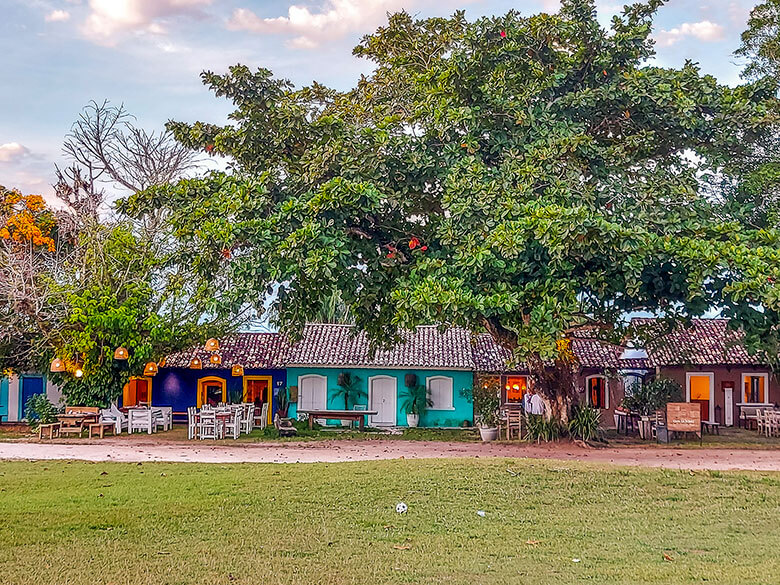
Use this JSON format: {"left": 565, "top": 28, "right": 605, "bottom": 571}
{"left": 0, "top": 439, "right": 779, "bottom": 470}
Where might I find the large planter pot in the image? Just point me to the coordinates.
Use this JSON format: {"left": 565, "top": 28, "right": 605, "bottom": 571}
{"left": 406, "top": 414, "right": 420, "bottom": 428}
{"left": 637, "top": 416, "right": 652, "bottom": 440}
{"left": 479, "top": 426, "right": 499, "bottom": 442}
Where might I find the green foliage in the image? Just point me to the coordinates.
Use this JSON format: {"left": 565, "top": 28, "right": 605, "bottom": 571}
{"left": 331, "top": 372, "right": 366, "bottom": 410}
{"left": 276, "top": 386, "right": 290, "bottom": 417}
{"left": 463, "top": 379, "right": 500, "bottom": 428}
{"left": 125, "top": 1, "right": 780, "bottom": 405}
{"left": 525, "top": 414, "right": 563, "bottom": 443}
{"left": 24, "top": 394, "right": 59, "bottom": 430}
{"left": 736, "top": 0, "right": 780, "bottom": 80}
{"left": 567, "top": 404, "right": 601, "bottom": 442}
{"left": 399, "top": 384, "right": 432, "bottom": 415}
{"left": 622, "top": 377, "right": 683, "bottom": 416}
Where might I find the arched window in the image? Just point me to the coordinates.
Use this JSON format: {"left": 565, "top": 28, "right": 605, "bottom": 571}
{"left": 298, "top": 374, "right": 327, "bottom": 411}
{"left": 585, "top": 375, "right": 608, "bottom": 409}
{"left": 426, "top": 376, "right": 454, "bottom": 410}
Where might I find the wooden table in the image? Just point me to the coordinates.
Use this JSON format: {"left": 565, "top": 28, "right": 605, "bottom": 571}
{"left": 298, "top": 409, "right": 378, "bottom": 431}
{"left": 57, "top": 414, "right": 98, "bottom": 437}
{"left": 88, "top": 422, "right": 115, "bottom": 438}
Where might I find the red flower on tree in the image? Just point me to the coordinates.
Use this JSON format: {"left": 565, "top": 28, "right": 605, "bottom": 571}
{"left": 409, "top": 237, "right": 420, "bottom": 249}
{"left": 500, "top": 30, "right": 507, "bottom": 38}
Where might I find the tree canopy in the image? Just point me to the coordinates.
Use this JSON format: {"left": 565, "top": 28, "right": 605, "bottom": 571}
{"left": 123, "top": 0, "right": 780, "bottom": 413}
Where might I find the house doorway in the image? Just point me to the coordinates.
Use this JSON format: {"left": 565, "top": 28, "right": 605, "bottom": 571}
{"left": 19, "top": 375, "right": 45, "bottom": 419}
{"left": 244, "top": 376, "right": 272, "bottom": 425}
{"left": 198, "top": 377, "right": 226, "bottom": 407}
{"left": 369, "top": 376, "right": 396, "bottom": 426}
{"left": 723, "top": 381, "right": 734, "bottom": 426}
{"left": 123, "top": 377, "right": 151, "bottom": 407}
{"left": 687, "top": 373, "right": 714, "bottom": 423}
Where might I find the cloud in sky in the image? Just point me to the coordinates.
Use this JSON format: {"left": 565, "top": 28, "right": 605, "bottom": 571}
{"left": 45, "top": 10, "right": 71, "bottom": 23}
{"left": 0, "top": 142, "right": 31, "bottom": 163}
{"left": 655, "top": 20, "right": 726, "bottom": 47}
{"left": 80, "top": 0, "right": 212, "bottom": 45}
{"left": 227, "top": 0, "right": 412, "bottom": 49}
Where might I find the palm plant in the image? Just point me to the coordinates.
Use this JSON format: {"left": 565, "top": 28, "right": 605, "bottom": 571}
{"left": 331, "top": 372, "right": 366, "bottom": 409}
{"left": 399, "top": 384, "right": 432, "bottom": 416}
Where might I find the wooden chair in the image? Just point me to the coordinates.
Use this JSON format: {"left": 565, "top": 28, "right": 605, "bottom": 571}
{"left": 757, "top": 409, "right": 767, "bottom": 436}
{"left": 128, "top": 408, "right": 153, "bottom": 434}
{"left": 274, "top": 413, "right": 297, "bottom": 437}
{"left": 197, "top": 411, "right": 218, "bottom": 440}
{"left": 59, "top": 407, "right": 100, "bottom": 437}
{"left": 240, "top": 404, "right": 255, "bottom": 435}
{"left": 505, "top": 409, "right": 522, "bottom": 440}
{"left": 187, "top": 406, "right": 198, "bottom": 440}
{"left": 223, "top": 408, "right": 241, "bottom": 440}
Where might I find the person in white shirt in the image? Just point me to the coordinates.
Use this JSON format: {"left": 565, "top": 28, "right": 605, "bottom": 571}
{"left": 528, "top": 389, "right": 545, "bottom": 416}
{"left": 523, "top": 389, "right": 533, "bottom": 413}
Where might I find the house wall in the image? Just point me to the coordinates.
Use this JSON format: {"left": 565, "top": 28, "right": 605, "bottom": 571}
{"left": 2, "top": 374, "right": 61, "bottom": 422}
{"left": 286, "top": 367, "right": 473, "bottom": 427}
{"left": 658, "top": 365, "right": 779, "bottom": 426}
{"left": 150, "top": 367, "right": 287, "bottom": 414}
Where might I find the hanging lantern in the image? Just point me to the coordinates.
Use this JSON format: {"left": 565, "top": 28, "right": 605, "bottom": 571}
{"left": 158, "top": 357, "right": 166, "bottom": 368}
{"left": 144, "top": 362, "right": 158, "bottom": 376}
{"left": 231, "top": 365, "right": 244, "bottom": 377}
{"left": 209, "top": 353, "right": 222, "bottom": 365}
{"left": 74, "top": 364, "right": 84, "bottom": 378}
{"left": 113, "top": 346, "right": 129, "bottom": 360}
{"left": 190, "top": 357, "right": 202, "bottom": 369}
{"left": 205, "top": 338, "right": 220, "bottom": 351}
{"left": 50, "top": 358, "right": 66, "bottom": 373}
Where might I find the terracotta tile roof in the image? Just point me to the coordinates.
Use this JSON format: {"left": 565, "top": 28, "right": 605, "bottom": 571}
{"left": 472, "top": 331, "right": 648, "bottom": 372}
{"left": 631, "top": 318, "right": 763, "bottom": 367}
{"left": 471, "top": 333, "right": 515, "bottom": 372}
{"left": 164, "top": 333, "right": 291, "bottom": 370}
{"left": 286, "top": 323, "right": 475, "bottom": 369}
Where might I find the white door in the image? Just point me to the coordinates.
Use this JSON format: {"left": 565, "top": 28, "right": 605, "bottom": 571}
{"left": 725, "top": 385, "right": 733, "bottom": 426}
{"left": 370, "top": 376, "right": 396, "bottom": 426}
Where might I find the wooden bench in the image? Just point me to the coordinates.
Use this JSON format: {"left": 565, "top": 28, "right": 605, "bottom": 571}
{"left": 702, "top": 420, "right": 720, "bottom": 435}
{"left": 38, "top": 422, "right": 60, "bottom": 439}
{"left": 88, "top": 422, "right": 115, "bottom": 439}
{"left": 298, "top": 409, "right": 378, "bottom": 431}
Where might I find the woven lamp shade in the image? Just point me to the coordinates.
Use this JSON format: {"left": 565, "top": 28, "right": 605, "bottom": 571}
{"left": 231, "top": 365, "right": 244, "bottom": 377}
{"left": 143, "top": 362, "right": 158, "bottom": 376}
{"left": 190, "top": 357, "right": 202, "bottom": 369}
{"left": 209, "top": 353, "right": 222, "bottom": 365}
{"left": 113, "top": 346, "right": 129, "bottom": 360}
{"left": 50, "top": 358, "right": 66, "bottom": 373}
{"left": 205, "top": 338, "right": 220, "bottom": 351}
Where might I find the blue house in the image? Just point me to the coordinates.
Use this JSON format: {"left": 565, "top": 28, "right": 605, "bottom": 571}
{"left": 0, "top": 372, "right": 62, "bottom": 422}
{"left": 147, "top": 333, "right": 289, "bottom": 426}
{"left": 286, "top": 324, "right": 475, "bottom": 428}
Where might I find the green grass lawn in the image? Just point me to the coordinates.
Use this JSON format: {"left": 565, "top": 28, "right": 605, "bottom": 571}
{"left": 1, "top": 459, "right": 778, "bottom": 585}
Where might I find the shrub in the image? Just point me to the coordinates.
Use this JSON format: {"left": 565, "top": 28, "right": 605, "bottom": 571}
{"left": 24, "top": 394, "right": 58, "bottom": 430}
{"left": 462, "top": 378, "right": 500, "bottom": 428}
{"left": 525, "top": 415, "right": 562, "bottom": 443}
{"left": 568, "top": 404, "right": 601, "bottom": 441}
{"left": 622, "top": 377, "right": 683, "bottom": 416}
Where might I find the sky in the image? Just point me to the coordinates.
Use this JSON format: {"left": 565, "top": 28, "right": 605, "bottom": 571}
{"left": 0, "top": 0, "right": 756, "bottom": 200}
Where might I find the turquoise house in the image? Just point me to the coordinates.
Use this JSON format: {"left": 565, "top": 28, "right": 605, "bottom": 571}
{"left": 286, "top": 324, "right": 474, "bottom": 428}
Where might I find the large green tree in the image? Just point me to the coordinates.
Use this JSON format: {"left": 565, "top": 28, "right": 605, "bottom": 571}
{"left": 124, "top": 0, "right": 780, "bottom": 419}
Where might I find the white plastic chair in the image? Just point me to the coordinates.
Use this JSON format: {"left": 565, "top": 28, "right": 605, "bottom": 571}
{"left": 224, "top": 408, "right": 241, "bottom": 440}
{"left": 128, "top": 408, "right": 153, "bottom": 434}
{"left": 198, "top": 411, "right": 217, "bottom": 440}
{"left": 100, "top": 404, "right": 127, "bottom": 434}
{"left": 240, "top": 404, "right": 255, "bottom": 434}
{"left": 187, "top": 407, "right": 198, "bottom": 440}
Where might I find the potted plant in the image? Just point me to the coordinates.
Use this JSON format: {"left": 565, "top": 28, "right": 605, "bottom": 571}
{"left": 463, "top": 379, "right": 501, "bottom": 441}
{"left": 399, "top": 384, "right": 431, "bottom": 427}
{"left": 622, "top": 377, "right": 683, "bottom": 440}
{"left": 276, "top": 387, "right": 290, "bottom": 418}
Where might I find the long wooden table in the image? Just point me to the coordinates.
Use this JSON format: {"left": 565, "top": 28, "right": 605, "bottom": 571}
{"left": 298, "top": 409, "right": 378, "bottom": 431}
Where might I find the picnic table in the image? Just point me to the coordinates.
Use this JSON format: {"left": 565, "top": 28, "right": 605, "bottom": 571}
{"left": 57, "top": 411, "right": 99, "bottom": 437}
{"left": 298, "top": 409, "right": 378, "bottom": 431}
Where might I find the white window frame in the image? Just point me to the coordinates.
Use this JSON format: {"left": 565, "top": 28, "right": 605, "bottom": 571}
{"left": 584, "top": 375, "right": 609, "bottom": 410}
{"left": 740, "top": 372, "right": 770, "bottom": 405}
{"left": 426, "top": 376, "right": 454, "bottom": 411}
{"left": 297, "top": 374, "right": 327, "bottom": 411}
{"left": 685, "top": 371, "right": 715, "bottom": 423}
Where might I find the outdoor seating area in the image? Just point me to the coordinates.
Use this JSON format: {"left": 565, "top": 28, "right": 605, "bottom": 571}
{"left": 186, "top": 403, "right": 258, "bottom": 440}
{"left": 757, "top": 408, "right": 780, "bottom": 437}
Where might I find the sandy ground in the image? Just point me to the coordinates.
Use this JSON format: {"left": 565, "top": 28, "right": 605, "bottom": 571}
{"left": 0, "top": 439, "right": 778, "bottom": 470}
